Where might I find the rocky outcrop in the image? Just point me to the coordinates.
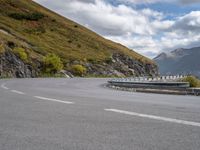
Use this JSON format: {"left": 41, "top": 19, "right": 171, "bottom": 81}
{"left": 0, "top": 48, "right": 38, "bottom": 78}
{"left": 0, "top": 49, "right": 158, "bottom": 78}
{"left": 85, "top": 53, "right": 158, "bottom": 77}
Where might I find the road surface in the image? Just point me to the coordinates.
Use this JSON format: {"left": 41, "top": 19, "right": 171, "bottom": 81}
{"left": 0, "top": 78, "right": 200, "bottom": 150}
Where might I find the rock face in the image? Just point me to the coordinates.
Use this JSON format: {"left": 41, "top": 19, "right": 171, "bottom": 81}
{"left": 0, "top": 49, "right": 158, "bottom": 78}
{"left": 85, "top": 53, "right": 158, "bottom": 77}
{"left": 154, "top": 47, "right": 200, "bottom": 78}
{"left": 0, "top": 48, "right": 38, "bottom": 78}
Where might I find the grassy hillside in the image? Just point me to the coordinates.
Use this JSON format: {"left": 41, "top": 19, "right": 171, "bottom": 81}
{"left": 0, "top": 0, "right": 157, "bottom": 77}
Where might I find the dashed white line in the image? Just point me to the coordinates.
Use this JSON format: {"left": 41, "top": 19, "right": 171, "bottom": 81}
{"left": 105, "top": 108, "right": 200, "bottom": 127}
{"left": 1, "top": 84, "right": 9, "bottom": 90}
{"left": 11, "top": 90, "right": 25, "bottom": 95}
{"left": 34, "top": 96, "right": 74, "bottom": 104}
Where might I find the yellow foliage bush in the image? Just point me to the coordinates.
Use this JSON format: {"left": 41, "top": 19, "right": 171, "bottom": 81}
{"left": 43, "top": 53, "right": 63, "bottom": 73}
{"left": 0, "top": 43, "right": 5, "bottom": 54}
{"left": 182, "top": 76, "right": 200, "bottom": 87}
{"left": 13, "top": 47, "right": 28, "bottom": 61}
{"left": 71, "top": 64, "right": 86, "bottom": 76}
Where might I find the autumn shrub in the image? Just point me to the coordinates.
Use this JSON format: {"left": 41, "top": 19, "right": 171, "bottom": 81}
{"left": 13, "top": 47, "right": 28, "bottom": 61}
{"left": 71, "top": 64, "right": 86, "bottom": 76}
{"left": 43, "top": 53, "right": 63, "bottom": 73}
{"left": 0, "top": 43, "right": 5, "bottom": 54}
{"left": 182, "top": 76, "right": 200, "bottom": 87}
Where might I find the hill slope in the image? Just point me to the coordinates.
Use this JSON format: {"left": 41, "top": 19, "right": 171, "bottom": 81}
{"left": 154, "top": 47, "right": 200, "bottom": 78}
{"left": 0, "top": 0, "right": 158, "bottom": 78}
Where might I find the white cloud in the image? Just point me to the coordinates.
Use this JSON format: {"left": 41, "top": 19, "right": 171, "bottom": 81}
{"left": 105, "top": 35, "right": 160, "bottom": 57}
{"left": 116, "top": 0, "right": 170, "bottom": 4}
{"left": 34, "top": 0, "right": 200, "bottom": 58}
{"left": 57, "top": 0, "right": 155, "bottom": 36}
{"left": 179, "top": 0, "right": 200, "bottom": 5}
{"left": 116, "top": 0, "right": 200, "bottom": 5}
{"left": 140, "top": 8, "right": 164, "bottom": 20}
{"left": 172, "top": 11, "right": 200, "bottom": 33}
{"left": 151, "top": 20, "right": 174, "bottom": 32}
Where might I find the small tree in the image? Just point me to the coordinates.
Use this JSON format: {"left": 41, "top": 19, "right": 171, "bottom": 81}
{"left": 43, "top": 53, "right": 63, "bottom": 73}
{"left": 71, "top": 64, "right": 86, "bottom": 76}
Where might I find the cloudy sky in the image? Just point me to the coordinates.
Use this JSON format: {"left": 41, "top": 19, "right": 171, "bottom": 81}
{"left": 34, "top": 0, "right": 200, "bottom": 58}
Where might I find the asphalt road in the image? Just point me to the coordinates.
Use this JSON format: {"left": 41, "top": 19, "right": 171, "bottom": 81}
{"left": 0, "top": 78, "right": 200, "bottom": 150}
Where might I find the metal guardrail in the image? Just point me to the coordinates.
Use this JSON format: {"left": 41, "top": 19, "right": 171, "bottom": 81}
{"left": 110, "top": 75, "right": 187, "bottom": 83}
{"left": 107, "top": 76, "right": 200, "bottom": 96}
{"left": 108, "top": 75, "right": 190, "bottom": 89}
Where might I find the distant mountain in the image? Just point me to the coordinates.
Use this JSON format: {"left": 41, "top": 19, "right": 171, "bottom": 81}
{"left": 154, "top": 47, "right": 200, "bottom": 78}
{"left": 0, "top": 0, "right": 157, "bottom": 78}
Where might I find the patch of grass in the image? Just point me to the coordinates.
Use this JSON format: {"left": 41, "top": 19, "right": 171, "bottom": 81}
{"left": 0, "top": 75, "right": 12, "bottom": 79}
{"left": 85, "top": 74, "right": 118, "bottom": 78}
{"left": 182, "top": 76, "right": 200, "bottom": 87}
{"left": 24, "top": 26, "right": 46, "bottom": 34}
{"left": 105, "top": 56, "right": 113, "bottom": 64}
{"left": 39, "top": 73, "right": 65, "bottom": 78}
{"left": 13, "top": 47, "right": 28, "bottom": 61}
{"left": 8, "top": 12, "right": 44, "bottom": 21}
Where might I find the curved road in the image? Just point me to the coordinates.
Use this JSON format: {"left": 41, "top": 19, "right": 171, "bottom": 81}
{"left": 0, "top": 78, "right": 200, "bottom": 150}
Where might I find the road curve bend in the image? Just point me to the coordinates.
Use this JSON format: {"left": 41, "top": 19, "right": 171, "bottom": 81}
{"left": 0, "top": 78, "right": 200, "bottom": 150}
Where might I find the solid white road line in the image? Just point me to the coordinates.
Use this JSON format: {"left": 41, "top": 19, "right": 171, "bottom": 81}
{"left": 11, "top": 90, "right": 25, "bottom": 95}
{"left": 34, "top": 96, "right": 74, "bottom": 104}
{"left": 1, "top": 84, "right": 9, "bottom": 90}
{"left": 105, "top": 108, "right": 200, "bottom": 127}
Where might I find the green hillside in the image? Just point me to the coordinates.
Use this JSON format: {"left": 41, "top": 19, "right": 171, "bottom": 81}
{"left": 0, "top": 0, "right": 157, "bottom": 77}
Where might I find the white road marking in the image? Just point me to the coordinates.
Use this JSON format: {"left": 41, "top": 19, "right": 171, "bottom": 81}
{"left": 11, "top": 90, "right": 25, "bottom": 95}
{"left": 1, "top": 84, "right": 9, "bottom": 90}
{"left": 105, "top": 108, "right": 200, "bottom": 127}
{"left": 34, "top": 96, "right": 74, "bottom": 104}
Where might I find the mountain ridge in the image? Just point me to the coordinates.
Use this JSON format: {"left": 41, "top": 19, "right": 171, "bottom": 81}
{"left": 154, "top": 47, "right": 200, "bottom": 78}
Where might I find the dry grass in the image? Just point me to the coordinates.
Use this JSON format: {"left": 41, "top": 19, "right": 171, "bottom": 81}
{"left": 0, "top": 0, "right": 154, "bottom": 66}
